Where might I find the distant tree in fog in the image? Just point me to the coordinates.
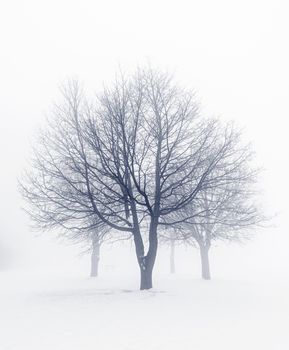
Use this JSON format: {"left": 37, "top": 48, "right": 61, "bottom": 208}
{"left": 159, "top": 226, "right": 180, "bottom": 274}
{"left": 69, "top": 219, "right": 112, "bottom": 277}
{"left": 19, "top": 81, "right": 115, "bottom": 277}
{"left": 169, "top": 129, "right": 263, "bottom": 280}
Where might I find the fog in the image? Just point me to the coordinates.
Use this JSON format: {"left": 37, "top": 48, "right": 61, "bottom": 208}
{"left": 1, "top": 1, "right": 289, "bottom": 349}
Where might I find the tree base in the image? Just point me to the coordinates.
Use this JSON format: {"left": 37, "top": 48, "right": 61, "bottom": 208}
{"left": 140, "top": 269, "right": 153, "bottom": 290}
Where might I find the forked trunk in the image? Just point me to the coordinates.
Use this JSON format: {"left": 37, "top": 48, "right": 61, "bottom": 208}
{"left": 138, "top": 247, "right": 158, "bottom": 290}
{"left": 90, "top": 237, "right": 100, "bottom": 277}
{"left": 137, "top": 222, "right": 158, "bottom": 290}
{"left": 200, "top": 244, "right": 211, "bottom": 280}
{"left": 140, "top": 263, "right": 153, "bottom": 290}
{"left": 130, "top": 197, "right": 159, "bottom": 290}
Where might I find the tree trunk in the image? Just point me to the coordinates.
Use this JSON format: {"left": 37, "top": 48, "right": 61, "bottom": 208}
{"left": 140, "top": 261, "right": 153, "bottom": 290}
{"left": 200, "top": 244, "right": 211, "bottom": 280}
{"left": 138, "top": 249, "right": 157, "bottom": 290}
{"left": 170, "top": 237, "right": 175, "bottom": 274}
{"left": 90, "top": 237, "right": 100, "bottom": 277}
{"left": 138, "top": 220, "right": 158, "bottom": 290}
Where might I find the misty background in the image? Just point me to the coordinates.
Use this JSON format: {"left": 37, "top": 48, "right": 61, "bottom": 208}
{"left": 0, "top": 0, "right": 288, "bottom": 279}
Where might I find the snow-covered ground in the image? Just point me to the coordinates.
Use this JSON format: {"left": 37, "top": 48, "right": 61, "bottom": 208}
{"left": 1, "top": 264, "right": 289, "bottom": 350}
{"left": 1, "top": 222, "right": 289, "bottom": 350}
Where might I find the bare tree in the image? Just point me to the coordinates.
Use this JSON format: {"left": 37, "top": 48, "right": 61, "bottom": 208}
{"left": 88, "top": 233, "right": 102, "bottom": 276}
{"left": 19, "top": 81, "right": 114, "bottom": 277}
{"left": 171, "top": 129, "right": 263, "bottom": 280}
{"left": 159, "top": 226, "right": 180, "bottom": 274}
{"left": 78, "top": 220, "right": 112, "bottom": 277}
{"left": 169, "top": 229, "right": 176, "bottom": 274}
{"left": 80, "top": 68, "right": 254, "bottom": 289}
{"left": 20, "top": 69, "right": 261, "bottom": 290}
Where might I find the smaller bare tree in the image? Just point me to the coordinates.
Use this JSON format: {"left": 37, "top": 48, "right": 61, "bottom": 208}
{"left": 159, "top": 226, "right": 180, "bottom": 274}
{"left": 19, "top": 80, "right": 113, "bottom": 277}
{"left": 73, "top": 220, "right": 112, "bottom": 277}
{"left": 168, "top": 125, "right": 264, "bottom": 279}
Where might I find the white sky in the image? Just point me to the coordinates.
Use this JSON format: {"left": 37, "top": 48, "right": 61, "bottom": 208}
{"left": 0, "top": 0, "right": 288, "bottom": 275}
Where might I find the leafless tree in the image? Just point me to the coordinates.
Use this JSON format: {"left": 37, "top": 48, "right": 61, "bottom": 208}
{"left": 78, "top": 219, "right": 112, "bottom": 277}
{"left": 170, "top": 129, "right": 263, "bottom": 280}
{"left": 80, "top": 68, "right": 256, "bottom": 289}
{"left": 20, "top": 69, "right": 262, "bottom": 290}
{"left": 19, "top": 81, "right": 114, "bottom": 277}
{"left": 159, "top": 226, "right": 180, "bottom": 274}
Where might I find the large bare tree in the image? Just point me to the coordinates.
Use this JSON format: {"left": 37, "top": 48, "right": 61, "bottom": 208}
{"left": 20, "top": 69, "right": 261, "bottom": 289}
{"left": 80, "top": 69, "right": 255, "bottom": 289}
